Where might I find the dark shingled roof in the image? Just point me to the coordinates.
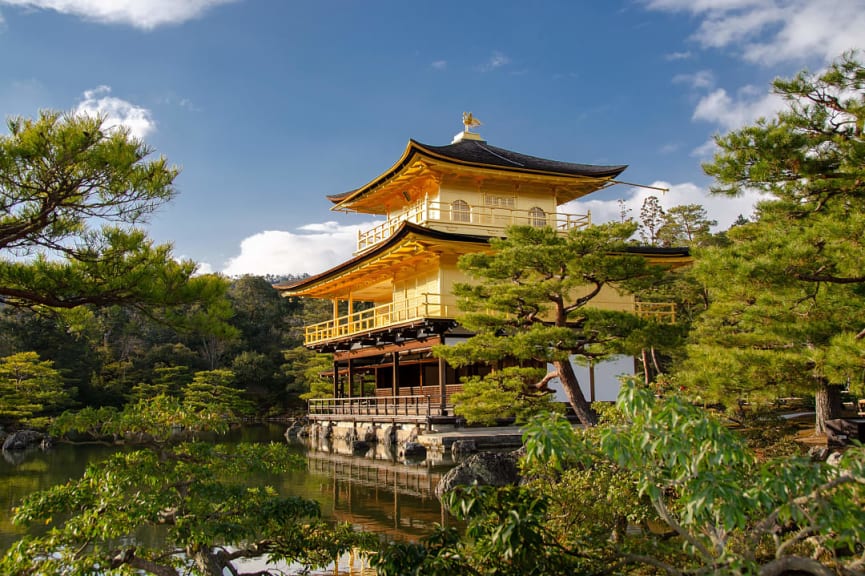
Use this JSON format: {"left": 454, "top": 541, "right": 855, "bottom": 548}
{"left": 622, "top": 246, "right": 691, "bottom": 257}
{"left": 327, "top": 138, "right": 628, "bottom": 205}
{"left": 418, "top": 139, "right": 628, "bottom": 178}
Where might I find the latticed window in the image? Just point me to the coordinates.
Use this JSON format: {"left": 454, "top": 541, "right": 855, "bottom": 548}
{"left": 452, "top": 199, "right": 471, "bottom": 223}
{"left": 484, "top": 194, "right": 515, "bottom": 208}
{"left": 529, "top": 206, "right": 547, "bottom": 227}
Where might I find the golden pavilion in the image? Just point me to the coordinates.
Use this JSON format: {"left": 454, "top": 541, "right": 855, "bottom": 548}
{"left": 276, "top": 118, "right": 689, "bottom": 424}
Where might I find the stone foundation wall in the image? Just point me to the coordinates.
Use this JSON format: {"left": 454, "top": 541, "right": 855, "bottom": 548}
{"left": 308, "top": 421, "right": 422, "bottom": 446}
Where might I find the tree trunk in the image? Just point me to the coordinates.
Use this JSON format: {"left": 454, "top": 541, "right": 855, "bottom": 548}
{"left": 650, "top": 347, "right": 663, "bottom": 376}
{"left": 189, "top": 545, "right": 225, "bottom": 576}
{"left": 814, "top": 383, "right": 843, "bottom": 436}
{"left": 553, "top": 358, "right": 597, "bottom": 427}
{"left": 640, "top": 349, "right": 650, "bottom": 385}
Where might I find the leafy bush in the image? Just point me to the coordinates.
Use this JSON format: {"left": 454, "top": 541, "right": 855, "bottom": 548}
{"left": 374, "top": 379, "right": 865, "bottom": 575}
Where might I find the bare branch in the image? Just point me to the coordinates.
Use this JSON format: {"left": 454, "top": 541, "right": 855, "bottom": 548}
{"left": 535, "top": 370, "right": 559, "bottom": 392}
{"left": 759, "top": 556, "right": 835, "bottom": 576}
{"left": 651, "top": 496, "right": 715, "bottom": 564}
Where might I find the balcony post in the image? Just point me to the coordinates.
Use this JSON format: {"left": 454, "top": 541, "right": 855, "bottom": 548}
{"left": 392, "top": 351, "right": 400, "bottom": 397}
{"left": 332, "top": 360, "right": 339, "bottom": 398}
{"left": 438, "top": 356, "right": 447, "bottom": 416}
{"left": 347, "top": 357, "right": 354, "bottom": 399}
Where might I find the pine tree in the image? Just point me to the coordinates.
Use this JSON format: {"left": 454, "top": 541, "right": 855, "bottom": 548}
{"left": 435, "top": 223, "right": 662, "bottom": 426}
{"left": 682, "top": 51, "right": 865, "bottom": 434}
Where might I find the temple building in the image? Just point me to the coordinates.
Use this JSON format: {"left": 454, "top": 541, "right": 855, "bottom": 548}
{"left": 275, "top": 119, "right": 689, "bottom": 424}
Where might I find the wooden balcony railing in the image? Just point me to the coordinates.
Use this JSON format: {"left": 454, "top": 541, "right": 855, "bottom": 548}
{"left": 306, "top": 294, "right": 676, "bottom": 346}
{"left": 308, "top": 395, "right": 447, "bottom": 420}
{"left": 635, "top": 301, "right": 677, "bottom": 323}
{"left": 305, "top": 293, "right": 452, "bottom": 345}
{"left": 357, "top": 199, "right": 591, "bottom": 252}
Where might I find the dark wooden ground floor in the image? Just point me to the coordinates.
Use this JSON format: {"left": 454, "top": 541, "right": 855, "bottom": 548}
{"left": 326, "top": 332, "right": 494, "bottom": 415}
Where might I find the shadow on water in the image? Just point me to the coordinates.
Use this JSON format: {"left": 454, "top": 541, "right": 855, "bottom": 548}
{"left": 0, "top": 423, "right": 452, "bottom": 555}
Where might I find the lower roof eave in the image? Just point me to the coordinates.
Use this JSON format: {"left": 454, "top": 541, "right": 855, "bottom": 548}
{"left": 308, "top": 317, "right": 458, "bottom": 353}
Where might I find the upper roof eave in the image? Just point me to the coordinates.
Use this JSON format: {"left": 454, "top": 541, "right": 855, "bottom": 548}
{"left": 328, "top": 138, "right": 628, "bottom": 210}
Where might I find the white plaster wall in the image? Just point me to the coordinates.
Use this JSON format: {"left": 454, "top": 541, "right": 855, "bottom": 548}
{"left": 548, "top": 355, "right": 636, "bottom": 403}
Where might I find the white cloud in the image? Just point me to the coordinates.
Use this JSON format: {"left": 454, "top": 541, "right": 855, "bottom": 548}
{"left": 431, "top": 60, "right": 447, "bottom": 70}
{"left": 672, "top": 69, "right": 715, "bottom": 89}
{"left": 643, "top": 0, "right": 865, "bottom": 66}
{"left": 565, "top": 180, "right": 768, "bottom": 233}
{"left": 221, "top": 220, "right": 380, "bottom": 277}
{"left": 691, "top": 86, "right": 784, "bottom": 131}
{"left": 75, "top": 85, "right": 156, "bottom": 139}
{"left": 0, "top": 0, "right": 239, "bottom": 29}
{"left": 644, "top": 1, "right": 865, "bottom": 155}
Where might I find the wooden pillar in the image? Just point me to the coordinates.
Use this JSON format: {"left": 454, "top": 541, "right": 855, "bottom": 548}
{"left": 392, "top": 351, "right": 400, "bottom": 397}
{"left": 347, "top": 358, "right": 354, "bottom": 398}
{"left": 332, "top": 360, "right": 339, "bottom": 398}
{"left": 438, "top": 357, "right": 447, "bottom": 416}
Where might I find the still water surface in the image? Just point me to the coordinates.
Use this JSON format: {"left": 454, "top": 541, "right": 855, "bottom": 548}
{"left": 0, "top": 423, "right": 450, "bottom": 553}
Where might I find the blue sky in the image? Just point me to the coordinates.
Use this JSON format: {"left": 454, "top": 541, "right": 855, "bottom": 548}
{"left": 1, "top": 0, "right": 863, "bottom": 276}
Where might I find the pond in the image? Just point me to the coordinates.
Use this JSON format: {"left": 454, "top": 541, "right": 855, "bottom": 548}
{"left": 0, "top": 423, "right": 452, "bottom": 555}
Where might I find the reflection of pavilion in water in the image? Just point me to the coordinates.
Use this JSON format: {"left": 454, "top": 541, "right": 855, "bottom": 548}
{"left": 305, "top": 450, "right": 450, "bottom": 541}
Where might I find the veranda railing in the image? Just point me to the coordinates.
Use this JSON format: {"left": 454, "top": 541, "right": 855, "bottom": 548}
{"left": 357, "top": 198, "right": 591, "bottom": 252}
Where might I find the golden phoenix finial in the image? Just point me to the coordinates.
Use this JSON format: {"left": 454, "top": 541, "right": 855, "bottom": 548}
{"left": 462, "top": 112, "right": 482, "bottom": 133}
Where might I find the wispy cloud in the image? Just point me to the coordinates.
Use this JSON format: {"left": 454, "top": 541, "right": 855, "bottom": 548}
{"left": 665, "top": 51, "right": 692, "bottom": 60}
{"left": 672, "top": 69, "right": 715, "bottom": 89}
{"left": 643, "top": 0, "right": 865, "bottom": 66}
{"left": 221, "top": 220, "right": 380, "bottom": 277}
{"left": 0, "top": 0, "right": 240, "bottom": 30}
{"left": 480, "top": 51, "right": 510, "bottom": 71}
{"left": 75, "top": 86, "right": 156, "bottom": 139}
{"left": 690, "top": 138, "right": 718, "bottom": 159}
{"left": 157, "top": 92, "right": 202, "bottom": 112}
{"left": 177, "top": 97, "right": 200, "bottom": 112}
{"left": 431, "top": 60, "right": 447, "bottom": 71}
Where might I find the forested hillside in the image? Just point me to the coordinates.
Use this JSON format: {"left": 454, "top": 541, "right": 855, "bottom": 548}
{"left": 0, "top": 274, "right": 330, "bottom": 426}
